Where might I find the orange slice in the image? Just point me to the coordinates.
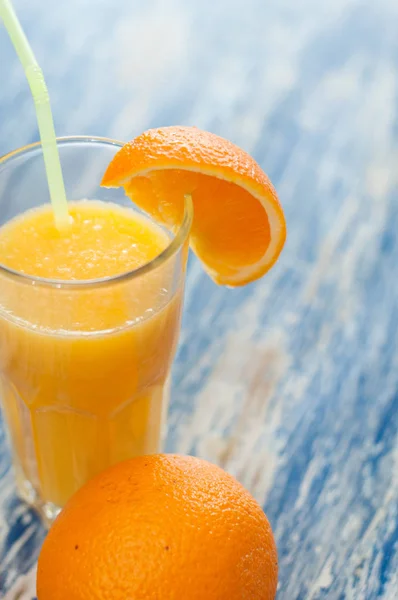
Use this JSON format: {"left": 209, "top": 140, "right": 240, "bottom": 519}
{"left": 101, "top": 126, "right": 286, "bottom": 286}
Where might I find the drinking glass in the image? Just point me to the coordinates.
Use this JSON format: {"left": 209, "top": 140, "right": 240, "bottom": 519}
{"left": 0, "top": 137, "right": 192, "bottom": 523}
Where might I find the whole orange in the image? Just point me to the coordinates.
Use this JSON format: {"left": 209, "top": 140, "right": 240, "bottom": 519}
{"left": 37, "top": 454, "right": 278, "bottom": 600}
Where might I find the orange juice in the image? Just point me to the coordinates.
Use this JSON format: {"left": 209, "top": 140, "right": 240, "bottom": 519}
{"left": 0, "top": 201, "right": 185, "bottom": 515}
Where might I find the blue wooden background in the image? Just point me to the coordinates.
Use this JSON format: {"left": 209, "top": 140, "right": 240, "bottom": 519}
{"left": 1, "top": 0, "right": 398, "bottom": 598}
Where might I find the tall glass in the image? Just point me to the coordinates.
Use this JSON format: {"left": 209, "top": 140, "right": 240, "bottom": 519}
{"left": 0, "top": 137, "right": 192, "bottom": 523}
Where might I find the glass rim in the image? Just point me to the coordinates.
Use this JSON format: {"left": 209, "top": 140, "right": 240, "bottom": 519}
{"left": 0, "top": 136, "right": 193, "bottom": 290}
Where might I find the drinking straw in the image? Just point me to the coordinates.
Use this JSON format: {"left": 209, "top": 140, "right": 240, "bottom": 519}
{"left": 0, "top": 0, "right": 69, "bottom": 228}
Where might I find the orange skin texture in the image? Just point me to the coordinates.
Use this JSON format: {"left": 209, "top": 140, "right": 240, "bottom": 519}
{"left": 37, "top": 454, "right": 278, "bottom": 600}
{"left": 101, "top": 126, "right": 286, "bottom": 286}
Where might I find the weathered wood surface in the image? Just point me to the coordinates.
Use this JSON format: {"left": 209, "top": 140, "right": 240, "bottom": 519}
{"left": 1, "top": 0, "right": 398, "bottom": 597}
